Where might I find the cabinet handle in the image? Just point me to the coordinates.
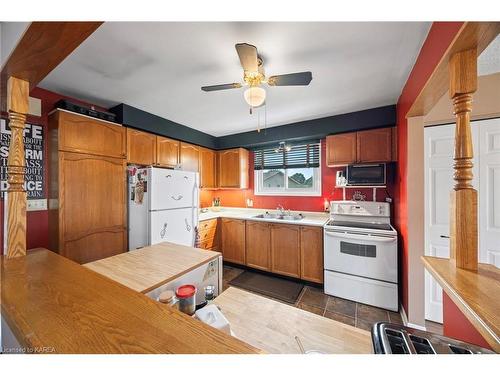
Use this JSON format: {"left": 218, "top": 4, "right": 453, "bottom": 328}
{"left": 440, "top": 235, "right": 450, "bottom": 239}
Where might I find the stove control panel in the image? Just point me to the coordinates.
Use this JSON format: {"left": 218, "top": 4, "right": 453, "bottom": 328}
{"left": 330, "top": 200, "right": 390, "bottom": 218}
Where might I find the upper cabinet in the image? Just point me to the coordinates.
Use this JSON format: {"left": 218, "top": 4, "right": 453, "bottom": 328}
{"left": 218, "top": 148, "right": 249, "bottom": 189}
{"left": 156, "top": 136, "right": 179, "bottom": 167}
{"left": 199, "top": 147, "right": 216, "bottom": 188}
{"left": 326, "top": 127, "right": 396, "bottom": 166}
{"left": 326, "top": 132, "right": 357, "bottom": 165}
{"left": 126, "top": 128, "right": 156, "bottom": 165}
{"left": 357, "top": 127, "right": 393, "bottom": 163}
{"left": 56, "top": 110, "right": 126, "bottom": 158}
{"left": 179, "top": 142, "right": 199, "bottom": 172}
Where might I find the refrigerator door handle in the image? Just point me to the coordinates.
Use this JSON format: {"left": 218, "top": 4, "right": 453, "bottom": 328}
{"left": 160, "top": 223, "right": 168, "bottom": 239}
{"left": 171, "top": 194, "right": 183, "bottom": 201}
{"left": 185, "top": 218, "right": 191, "bottom": 232}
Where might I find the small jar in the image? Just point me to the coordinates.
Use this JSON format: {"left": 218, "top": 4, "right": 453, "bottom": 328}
{"left": 204, "top": 285, "right": 216, "bottom": 304}
{"left": 158, "top": 290, "right": 177, "bottom": 308}
{"left": 175, "top": 285, "right": 197, "bottom": 315}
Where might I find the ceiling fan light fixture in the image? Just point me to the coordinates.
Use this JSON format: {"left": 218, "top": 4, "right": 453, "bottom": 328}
{"left": 244, "top": 86, "right": 266, "bottom": 107}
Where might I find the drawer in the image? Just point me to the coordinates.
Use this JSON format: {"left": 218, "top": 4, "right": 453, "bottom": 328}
{"left": 198, "top": 228, "right": 217, "bottom": 242}
{"left": 198, "top": 237, "right": 218, "bottom": 250}
{"left": 198, "top": 218, "right": 217, "bottom": 232}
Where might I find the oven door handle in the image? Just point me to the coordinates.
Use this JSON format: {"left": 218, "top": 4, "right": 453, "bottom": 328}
{"left": 325, "top": 231, "right": 396, "bottom": 243}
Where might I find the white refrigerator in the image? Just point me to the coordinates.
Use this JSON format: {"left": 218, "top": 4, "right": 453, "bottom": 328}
{"left": 128, "top": 167, "right": 199, "bottom": 250}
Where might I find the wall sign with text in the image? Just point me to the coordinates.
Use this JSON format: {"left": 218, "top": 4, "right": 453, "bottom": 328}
{"left": 0, "top": 119, "right": 44, "bottom": 199}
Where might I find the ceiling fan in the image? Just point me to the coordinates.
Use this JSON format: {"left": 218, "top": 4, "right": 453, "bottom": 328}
{"left": 201, "top": 43, "right": 313, "bottom": 108}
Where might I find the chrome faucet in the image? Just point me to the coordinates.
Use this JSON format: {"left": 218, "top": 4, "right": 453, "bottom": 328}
{"left": 277, "top": 204, "right": 285, "bottom": 215}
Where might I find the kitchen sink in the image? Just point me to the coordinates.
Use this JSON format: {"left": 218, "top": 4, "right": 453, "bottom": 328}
{"left": 253, "top": 212, "right": 304, "bottom": 221}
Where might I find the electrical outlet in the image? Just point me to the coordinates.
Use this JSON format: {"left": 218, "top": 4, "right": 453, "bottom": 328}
{"left": 27, "top": 199, "right": 47, "bottom": 212}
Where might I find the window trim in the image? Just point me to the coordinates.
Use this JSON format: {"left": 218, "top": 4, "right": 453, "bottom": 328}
{"left": 254, "top": 167, "right": 322, "bottom": 197}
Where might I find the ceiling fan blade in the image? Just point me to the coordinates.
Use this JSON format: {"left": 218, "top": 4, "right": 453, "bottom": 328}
{"left": 235, "top": 43, "right": 259, "bottom": 72}
{"left": 201, "top": 83, "right": 242, "bottom": 92}
{"left": 268, "top": 71, "right": 313, "bottom": 86}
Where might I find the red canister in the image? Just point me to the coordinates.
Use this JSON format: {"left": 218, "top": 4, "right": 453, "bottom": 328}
{"left": 175, "top": 284, "right": 197, "bottom": 315}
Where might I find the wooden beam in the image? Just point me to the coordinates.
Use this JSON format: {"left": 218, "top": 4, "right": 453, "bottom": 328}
{"left": 407, "top": 22, "right": 500, "bottom": 118}
{"left": 1, "top": 21, "right": 103, "bottom": 111}
{"left": 5, "top": 77, "right": 29, "bottom": 258}
{"left": 449, "top": 49, "right": 478, "bottom": 271}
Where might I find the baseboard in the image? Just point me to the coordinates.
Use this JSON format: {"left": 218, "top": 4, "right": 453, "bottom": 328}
{"left": 400, "top": 303, "right": 427, "bottom": 331}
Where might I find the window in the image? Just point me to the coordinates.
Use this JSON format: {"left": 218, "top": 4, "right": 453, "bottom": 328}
{"left": 254, "top": 142, "right": 321, "bottom": 196}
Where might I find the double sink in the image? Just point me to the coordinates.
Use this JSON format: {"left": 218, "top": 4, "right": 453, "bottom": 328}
{"left": 253, "top": 211, "right": 304, "bottom": 221}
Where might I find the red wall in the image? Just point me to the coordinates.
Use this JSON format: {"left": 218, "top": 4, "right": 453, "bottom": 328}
{"left": 0, "top": 87, "right": 107, "bottom": 251}
{"left": 442, "top": 292, "right": 491, "bottom": 349}
{"left": 201, "top": 140, "right": 395, "bottom": 211}
{"left": 394, "top": 22, "right": 463, "bottom": 314}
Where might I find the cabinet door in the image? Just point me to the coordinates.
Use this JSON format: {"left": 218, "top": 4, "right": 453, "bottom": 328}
{"left": 57, "top": 111, "right": 126, "bottom": 158}
{"left": 391, "top": 126, "right": 398, "bottom": 162}
{"left": 326, "top": 133, "right": 357, "bottom": 166}
{"left": 221, "top": 218, "right": 246, "bottom": 265}
{"left": 126, "top": 128, "right": 156, "bottom": 165}
{"left": 357, "top": 127, "right": 393, "bottom": 163}
{"left": 246, "top": 221, "right": 271, "bottom": 271}
{"left": 271, "top": 224, "right": 300, "bottom": 278}
{"left": 180, "top": 142, "right": 200, "bottom": 172}
{"left": 199, "top": 147, "right": 216, "bottom": 188}
{"left": 156, "top": 136, "right": 179, "bottom": 167}
{"left": 218, "top": 148, "right": 249, "bottom": 188}
{"left": 60, "top": 152, "right": 126, "bottom": 263}
{"left": 300, "top": 226, "right": 323, "bottom": 283}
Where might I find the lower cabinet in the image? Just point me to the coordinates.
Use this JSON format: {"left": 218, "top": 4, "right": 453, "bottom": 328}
{"left": 245, "top": 221, "right": 271, "bottom": 271}
{"left": 300, "top": 226, "right": 324, "bottom": 283}
{"left": 221, "top": 218, "right": 246, "bottom": 265}
{"left": 217, "top": 218, "right": 324, "bottom": 283}
{"left": 270, "top": 223, "right": 301, "bottom": 278}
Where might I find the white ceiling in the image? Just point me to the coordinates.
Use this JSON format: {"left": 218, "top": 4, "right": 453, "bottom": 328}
{"left": 478, "top": 34, "right": 500, "bottom": 76}
{"left": 39, "top": 22, "right": 431, "bottom": 136}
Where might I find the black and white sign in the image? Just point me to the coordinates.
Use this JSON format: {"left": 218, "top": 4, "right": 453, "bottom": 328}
{"left": 0, "top": 119, "right": 44, "bottom": 199}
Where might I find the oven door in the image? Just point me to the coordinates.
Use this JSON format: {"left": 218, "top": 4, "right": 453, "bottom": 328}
{"left": 324, "top": 229, "right": 397, "bottom": 283}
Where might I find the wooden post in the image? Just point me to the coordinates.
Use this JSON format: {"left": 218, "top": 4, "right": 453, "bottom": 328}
{"left": 5, "top": 77, "right": 29, "bottom": 258}
{"left": 448, "top": 49, "right": 478, "bottom": 271}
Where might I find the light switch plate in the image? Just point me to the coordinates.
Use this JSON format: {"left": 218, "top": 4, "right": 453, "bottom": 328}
{"left": 27, "top": 199, "right": 47, "bottom": 211}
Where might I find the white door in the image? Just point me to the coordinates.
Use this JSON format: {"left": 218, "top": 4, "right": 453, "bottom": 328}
{"left": 479, "top": 118, "right": 500, "bottom": 267}
{"left": 150, "top": 207, "right": 196, "bottom": 246}
{"left": 150, "top": 168, "right": 199, "bottom": 210}
{"left": 424, "top": 124, "right": 479, "bottom": 323}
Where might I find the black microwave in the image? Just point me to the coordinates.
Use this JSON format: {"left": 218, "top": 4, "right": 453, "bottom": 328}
{"left": 346, "top": 163, "right": 386, "bottom": 186}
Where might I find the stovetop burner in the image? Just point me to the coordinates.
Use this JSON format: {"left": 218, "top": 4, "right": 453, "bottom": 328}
{"left": 326, "top": 220, "right": 393, "bottom": 231}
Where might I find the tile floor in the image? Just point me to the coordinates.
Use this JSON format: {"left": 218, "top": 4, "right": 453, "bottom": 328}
{"left": 222, "top": 265, "right": 404, "bottom": 332}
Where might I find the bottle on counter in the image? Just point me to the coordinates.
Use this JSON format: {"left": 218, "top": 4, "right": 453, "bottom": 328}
{"left": 158, "top": 290, "right": 178, "bottom": 309}
{"left": 204, "top": 285, "right": 216, "bottom": 305}
{"left": 175, "top": 285, "right": 197, "bottom": 315}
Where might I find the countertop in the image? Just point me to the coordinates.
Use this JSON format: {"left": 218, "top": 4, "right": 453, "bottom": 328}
{"left": 215, "top": 287, "right": 372, "bottom": 354}
{"left": 422, "top": 256, "right": 500, "bottom": 352}
{"left": 84, "top": 242, "right": 221, "bottom": 293}
{"left": 0, "top": 249, "right": 259, "bottom": 354}
{"left": 198, "top": 207, "right": 329, "bottom": 227}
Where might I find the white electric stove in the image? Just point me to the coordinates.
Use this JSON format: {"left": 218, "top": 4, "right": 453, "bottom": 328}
{"left": 323, "top": 200, "right": 398, "bottom": 311}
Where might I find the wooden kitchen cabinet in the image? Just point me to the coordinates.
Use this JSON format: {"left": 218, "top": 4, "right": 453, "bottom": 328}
{"left": 48, "top": 110, "right": 127, "bottom": 264}
{"left": 326, "top": 127, "right": 395, "bottom": 166}
{"left": 221, "top": 218, "right": 246, "bottom": 265}
{"left": 270, "top": 224, "right": 300, "bottom": 278}
{"left": 197, "top": 218, "right": 219, "bottom": 251}
{"left": 126, "top": 128, "right": 156, "bottom": 165}
{"left": 199, "top": 147, "right": 216, "bottom": 188}
{"left": 357, "top": 127, "right": 393, "bottom": 163}
{"left": 391, "top": 126, "right": 398, "bottom": 162}
{"left": 245, "top": 221, "right": 271, "bottom": 271}
{"left": 179, "top": 142, "right": 199, "bottom": 172}
{"left": 218, "top": 148, "right": 249, "bottom": 188}
{"left": 156, "top": 136, "right": 179, "bottom": 167}
{"left": 326, "top": 132, "right": 357, "bottom": 166}
{"left": 55, "top": 110, "right": 126, "bottom": 158}
{"left": 300, "top": 226, "right": 324, "bottom": 283}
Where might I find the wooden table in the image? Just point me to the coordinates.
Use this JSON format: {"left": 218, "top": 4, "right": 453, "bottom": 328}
{"left": 422, "top": 256, "right": 500, "bottom": 352}
{"left": 1, "top": 249, "right": 259, "bottom": 354}
{"left": 215, "top": 287, "right": 373, "bottom": 354}
{"left": 84, "top": 242, "right": 220, "bottom": 293}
